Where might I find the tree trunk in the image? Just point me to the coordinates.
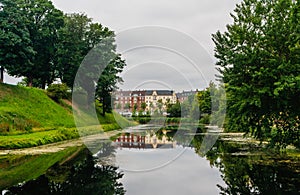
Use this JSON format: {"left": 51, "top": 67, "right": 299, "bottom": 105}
{"left": 41, "top": 81, "right": 46, "bottom": 89}
{"left": 28, "top": 77, "right": 33, "bottom": 87}
{"left": 102, "top": 98, "right": 106, "bottom": 116}
{"left": 0, "top": 66, "right": 4, "bottom": 83}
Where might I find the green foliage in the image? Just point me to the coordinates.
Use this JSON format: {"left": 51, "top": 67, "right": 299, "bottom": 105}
{"left": 124, "top": 103, "right": 131, "bottom": 110}
{"left": 212, "top": 0, "right": 300, "bottom": 148}
{"left": 197, "top": 86, "right": 212, "bottom": 114}
{"left": 167, "top": 102, "right": 181, "bottom": 117}
{"left": 133, "top": 103, "right": 138, "bottom": 110}
{"left": 46, "top": 83, "right": 69, "bottom": 102}
{"left": 0, "top": 0, "right": 35, "bottom": 80}
{"left": 200, "top": 139, "right": 300, "bottom": 194}
{"left": 141, "top": 102, "right": 147, "bottom": 110}
{"left": 97, "top": 55, "right": 126, "bottom": 115}
{"left": 199, "top": 114, "right": 210, "bottom": 125}
{"left": 62, "top": 15, "right": 126, "bottom": 116}
{"left": 1, "top": 0, "right": 64, "bottom": 88}
{"left": 56, "top": 13, "right": 102, "bottom": 88}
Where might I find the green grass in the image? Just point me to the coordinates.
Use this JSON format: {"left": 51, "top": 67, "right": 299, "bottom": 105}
{"left": 0, "top": 83, "right": 136, "bottom": 149}
{"left": 0, "top": 146, "right": 84, "bottom": 190}
{"left": 0, "top": 114, "right": 135, "bottom": 149}
{"left": 0, "top": 128, "right": 79, "bottom": 149}
{"left": 0, "top": 83, "right": 75, "bottom": 130}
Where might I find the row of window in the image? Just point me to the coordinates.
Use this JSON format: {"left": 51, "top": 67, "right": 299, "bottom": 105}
{"left": 117, "top": 96, "right": 176, "bottom": 100}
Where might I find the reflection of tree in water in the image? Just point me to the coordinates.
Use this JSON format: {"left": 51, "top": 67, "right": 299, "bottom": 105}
{"left": 6, "top": 147, "right": 125, "bottom": 195}
{"left": 192, "top": 136, "right": 300, "bottom": 194}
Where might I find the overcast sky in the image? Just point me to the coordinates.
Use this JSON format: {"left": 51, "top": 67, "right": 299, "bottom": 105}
{"left": 6, "top": 0, "right": 241, "bottom": 91}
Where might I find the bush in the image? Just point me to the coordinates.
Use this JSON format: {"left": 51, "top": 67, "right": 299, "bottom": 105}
{"left": 199, "top": 114, "right": 210, "bottom": 124}
{"left": 47, "top": 83, "right": 69, "bottom": 102}
{"left": 138, "top": 117, "right": 151, "bottom": 124}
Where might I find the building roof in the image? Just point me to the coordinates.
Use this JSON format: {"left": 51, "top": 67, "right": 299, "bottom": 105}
{"left": 145, "top": 90, "right": 174, "bottom": 96}
{"left": 176, "top": 90, "right": 197, "bottom": 98}
{"left": 115, "top": 90, "right": 176, "bottom": 96}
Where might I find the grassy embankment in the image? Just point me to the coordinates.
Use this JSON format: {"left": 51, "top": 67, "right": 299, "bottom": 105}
{"left": 0, "top": 83, "right": 135, "bottom": 149}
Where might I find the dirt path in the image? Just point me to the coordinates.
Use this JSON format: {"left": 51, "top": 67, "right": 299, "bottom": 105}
{"left": 0, "top": 130, "right": 120, "bottom": 156}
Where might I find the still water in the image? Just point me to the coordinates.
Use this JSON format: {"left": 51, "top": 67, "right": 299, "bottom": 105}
{"left": 1, "top": 126, "right": 300, "bottom": 194}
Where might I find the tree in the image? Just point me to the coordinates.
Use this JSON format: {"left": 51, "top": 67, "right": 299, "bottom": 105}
{"left": 19, "top": 0, "right": 64, "bottom": 88}
{"left": 0, "top": 66, "right": 3, "bottom": 83}
{"left": 56, "top": 13, "right": 92, "bottom": 88}
{"left": 46, "top": 83, "right": 69, "bottom": 102}
{"left": 56, "top": 13, "right": 117, "bottom": 91}
{"left": 133, "top": 103, "right": 138, "bottom": 111}
{"left": 196, "top": 82, "right": 219, "bottom": 116}
{"left": 63, "top": 15, "right": 124, "bottom": 115}
{"left": 1, "top": 0, "right": 64, "bottom": 88}
{"left": 96, "top": 55, "right": 126, "bottom": 116}
{"left": 197, "top": 89, "right": 211, "bottom": 114}
{"left": 141, "top": 102, "right": 147, "bottom": 111}
{"left": 0, "top": 0, "right": 34, "bottom": 83}
{"left": 212, "top": 0, "right": 300, "bottom": 148}
{"left": 124, "top": 103, "right": 131, "bottom": 110}
{"left": 157, "top": 99, "right": 163, "bottom": 113}
{"left": 167, "top": 101, "right": 181, "bottom": 117}
{"left": 116, "top": 103, "right": 121, "bottom": 110}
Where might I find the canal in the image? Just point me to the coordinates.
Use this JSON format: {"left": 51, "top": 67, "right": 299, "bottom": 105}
{"left": 1, "top": 125, "right": 299, "bottom": 194}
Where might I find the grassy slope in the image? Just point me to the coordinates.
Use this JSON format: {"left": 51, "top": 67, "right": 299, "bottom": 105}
{"left": 0, "top": 83, "right": 75, "bottom": 128}
{"left": 0, "top": 83, "right": 135, "bottom": 149}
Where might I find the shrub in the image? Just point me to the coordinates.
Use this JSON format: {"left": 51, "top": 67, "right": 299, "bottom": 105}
{"left": 199, "top": 114, "right": 210, "bottom": 124}
{"left": 47, "top": 83, "right": 69, "bottom": 102}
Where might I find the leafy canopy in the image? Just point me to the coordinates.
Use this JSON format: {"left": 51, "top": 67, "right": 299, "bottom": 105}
{"left": 212, "top": 0, "right": 300, "bottom": 148}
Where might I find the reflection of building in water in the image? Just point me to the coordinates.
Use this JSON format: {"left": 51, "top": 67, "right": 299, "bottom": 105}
{"left": 113, "top": 132, "right": 176, "bottom": 149}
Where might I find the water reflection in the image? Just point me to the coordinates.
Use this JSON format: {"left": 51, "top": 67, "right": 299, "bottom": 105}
{"left": 4, "top": 147, "right": 125, "bottom": 195}
{"left": 202, "top": 140, "right": 300, "bottom": 194}
{"left": 2, "top": 127, "right": 300, "bottom": 194}
{"left": 113, "top": 130, "right": 176, "bottom": 149}
{"left": 112, "top": 129, "right": 300, "bottom": 194}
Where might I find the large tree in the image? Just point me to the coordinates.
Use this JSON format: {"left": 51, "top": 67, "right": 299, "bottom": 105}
{"left": 2, "top": 0, "right": 64, "bottom": 87}
{"left": 1, "top": 0, "right": 64, "bottom": 88}
{"left": 56, "top": 13, "right": 92, "bottom": 88}
{"left": 64, "top": 15, "right": 126, "bottom": 115}
{"left": 22, "top": 0, "right": 64, "bottom": 88}
{"left": 212, "top": 0, "right": 300, "bottom": 148}
{"left": 0, "top": 0, "right": 34, "bottom": 83}
{"left": 56, "top": 13, "right": 118, "bottom": 93}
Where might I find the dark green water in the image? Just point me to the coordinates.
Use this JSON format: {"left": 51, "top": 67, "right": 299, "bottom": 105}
{"left": 1, "top": 128, "right": 300, "bottom": 195}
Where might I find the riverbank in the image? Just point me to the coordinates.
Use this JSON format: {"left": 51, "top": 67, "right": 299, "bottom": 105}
{"left": 0, "top": 83, "right": 136, "bottom": 149}
{"left": 0, "top": 129, "right": 120, "bottom": 155}
{"left": 0, "top": 121, "right": 132, "bottom": 149}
